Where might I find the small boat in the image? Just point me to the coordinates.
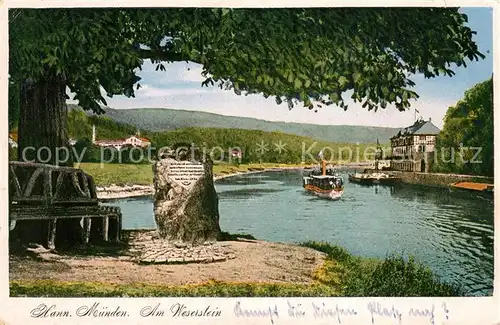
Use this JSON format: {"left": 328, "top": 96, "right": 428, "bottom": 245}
{"left": 348, "top": 172, "right": 401, "bottom": 186}
{"left": 348, "top": 173, "right": 375, "bottom": 185}
{"left": 303, "top": 160, "right": 344, "bottom": 200}
{"left": 450, "top": 182, "right": 494, "bottom": 195}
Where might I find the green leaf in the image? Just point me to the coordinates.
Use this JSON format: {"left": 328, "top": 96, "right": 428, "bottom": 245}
{"left": 9, "top": 7, "right": 485, "bottom": 120}
{"left": 294, "top": 78, "right": 303, "bottom": 89}
{"left": 338, "top": 76, "right": 348, "bottom": 87}
{"left": 352, "top": 72, "right": 361, "bottom": 83}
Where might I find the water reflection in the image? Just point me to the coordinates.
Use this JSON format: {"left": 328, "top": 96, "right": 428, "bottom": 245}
{"left": 111, "top": 170, "right": 494, "bottom": 296}
{"left": 217, "top": 188, "right": 284, "bottom": 198}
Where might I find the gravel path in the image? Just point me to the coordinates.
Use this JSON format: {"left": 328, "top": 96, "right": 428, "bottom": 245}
{"left": 10, "top": 239, "right": 326, "bottom": 286}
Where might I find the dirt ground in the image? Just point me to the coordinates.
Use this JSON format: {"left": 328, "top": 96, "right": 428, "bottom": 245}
{"left": 9, "top": 240, "right": 326, "bottom": 285}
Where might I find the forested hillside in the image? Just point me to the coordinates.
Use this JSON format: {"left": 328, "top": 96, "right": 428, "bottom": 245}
{"left": 67, "top": 104, "right": 398, "bottom": 144}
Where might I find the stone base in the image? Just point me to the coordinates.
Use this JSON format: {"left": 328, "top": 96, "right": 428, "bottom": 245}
{"left": 126, "top": 230, "right": 236, "bottom": 264}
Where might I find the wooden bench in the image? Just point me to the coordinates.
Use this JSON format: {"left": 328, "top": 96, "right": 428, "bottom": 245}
{"left": 9, "top": 161, "right": 122, "bottom": 249}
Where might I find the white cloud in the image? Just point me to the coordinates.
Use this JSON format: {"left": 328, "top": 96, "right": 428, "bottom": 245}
{"left": 135, "top": 84, "right": 214, "bottom": 97}
{"left": 141, "top": 61, "right": 206, "bottom": 85}
{"left": 169, "top": 63, "right": 206, "bottom": 82}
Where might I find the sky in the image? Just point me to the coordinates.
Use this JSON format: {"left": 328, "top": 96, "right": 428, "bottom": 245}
{"left": 69, "top": 7, "right": 493, "bottom": 129}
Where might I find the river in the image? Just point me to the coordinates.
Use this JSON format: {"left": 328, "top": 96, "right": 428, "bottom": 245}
{"left": 104, "top": 169, "right": 494, "bottom": 296}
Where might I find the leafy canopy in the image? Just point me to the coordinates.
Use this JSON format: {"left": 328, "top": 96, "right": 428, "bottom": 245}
{"left": 9, "top": 8, "right": 484, "bottom": 113}
{"left": 434, "top": 77, "right": 493, "bottom": 176}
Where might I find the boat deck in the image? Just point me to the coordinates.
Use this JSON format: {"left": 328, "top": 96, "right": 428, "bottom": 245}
{"left": 451, "top": 182, "right": 493, "bottom": 192}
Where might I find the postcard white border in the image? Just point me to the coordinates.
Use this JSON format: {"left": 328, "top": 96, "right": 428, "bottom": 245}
{"left": 0, "top": 1, "right": 498, "bottom": 325}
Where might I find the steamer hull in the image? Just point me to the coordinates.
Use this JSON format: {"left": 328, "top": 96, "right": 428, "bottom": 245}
{"left": 302, "top": 161, "right": 344, "bottom": 200}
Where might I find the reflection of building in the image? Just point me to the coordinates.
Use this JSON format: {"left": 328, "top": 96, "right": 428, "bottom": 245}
{"left": 91, "top": 124, "right": 151, "bottom": 150}
{"left": 390, "top": 117, "right": 440, "bottom": 172}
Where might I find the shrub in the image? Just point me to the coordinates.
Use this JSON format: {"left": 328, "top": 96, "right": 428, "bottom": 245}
{"left": 302, "top": 242, "right": 463, "bottom": 297}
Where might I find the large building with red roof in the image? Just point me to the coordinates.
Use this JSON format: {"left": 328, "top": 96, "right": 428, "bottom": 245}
{"left": 92, "top": 125, "right": 151, "bottom": 150}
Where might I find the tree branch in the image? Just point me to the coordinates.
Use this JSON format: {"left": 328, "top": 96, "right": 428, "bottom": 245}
{"left": 135, "top": 48, "right": 200, "bottom": 64}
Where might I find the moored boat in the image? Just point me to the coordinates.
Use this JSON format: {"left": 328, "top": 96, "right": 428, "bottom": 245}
{"left": 348, "top": 173, "right": 375, "bottom": 185}
{"left": 348, "top": 172, "right": 401, "bottom": 186}
{"left": 450, "top": 182, "right": 493, "bottom": 196}
{"left": 303, "top": 160, "right": 344, "bottom": 200}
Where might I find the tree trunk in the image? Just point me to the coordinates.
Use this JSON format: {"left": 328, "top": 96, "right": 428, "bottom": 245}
{"left": 15, "top": 68, "right": 81, "bottom": 248}
{"left": 18, "top": 70, "right": 72, "bottom": 166}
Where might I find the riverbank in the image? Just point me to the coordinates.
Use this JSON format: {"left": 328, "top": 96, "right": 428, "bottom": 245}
{"left": 93, "top": 163, "right": 312, "bottom": 199}
{"left": 9, "top": 231, "right": 462, "bottom": 297}
{"left": 81, "top": 162, "right": 374, "bottom": 199}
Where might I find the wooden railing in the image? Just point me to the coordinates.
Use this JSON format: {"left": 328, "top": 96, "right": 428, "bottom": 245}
{"left": 9, "top": 161, "right": 122, "bottom": 249}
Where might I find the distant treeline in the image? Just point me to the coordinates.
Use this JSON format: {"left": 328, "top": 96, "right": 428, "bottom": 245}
{"left": 33, "top": 108, "right": 379, "bottom": 164}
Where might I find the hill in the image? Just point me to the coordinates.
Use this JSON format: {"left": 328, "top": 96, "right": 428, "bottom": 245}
{"left": 60, "top": 108, "right": 380, "bottom": 165}
{"left": 68, "top": 105, "right": 399, "bottom": 144}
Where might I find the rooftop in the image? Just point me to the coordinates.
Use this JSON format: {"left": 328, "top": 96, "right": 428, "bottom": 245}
{"left": 392, "top": 117, "right": 440, "bottom": 138}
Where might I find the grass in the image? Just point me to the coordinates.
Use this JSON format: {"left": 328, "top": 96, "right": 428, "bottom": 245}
{"left": 75, "top": 162, "right": 314, "bottom": 186}
{"left": 10, "top": 240, "right": 463, "bottom": 297}
{"left": 75, "top": 162, "right": 153, "bottom": 186}
{"left": 218, "top": 231, "right": 257, "bottom": 241}
{"left": 301, "top": 241, "right": 463, "bottom": 297}
{"left": 10, "top": 280, "right": 338, "bottom": 297}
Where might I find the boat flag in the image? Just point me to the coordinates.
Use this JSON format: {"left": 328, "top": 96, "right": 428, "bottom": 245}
{"left": 317, "top": 149, "right": 324, "bottom": 160}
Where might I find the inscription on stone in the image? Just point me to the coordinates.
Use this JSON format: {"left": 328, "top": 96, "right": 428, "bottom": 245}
{"left": 168, "top": 161, "right": 205, "bottom": 187}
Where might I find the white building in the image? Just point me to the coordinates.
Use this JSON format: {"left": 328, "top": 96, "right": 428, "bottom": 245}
{"left": 390, "top": 117, "right": 440, "bottom": 172}
{"left": 92, "top": 124, "right": 151, "bottom": 150}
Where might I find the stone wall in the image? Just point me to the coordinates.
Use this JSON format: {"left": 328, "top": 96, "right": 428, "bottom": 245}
{"left": 390, "top": 152, "right": 435, "bottom": 173}
{"left": 364, "top": 169, "right": 493, "bottom": 188}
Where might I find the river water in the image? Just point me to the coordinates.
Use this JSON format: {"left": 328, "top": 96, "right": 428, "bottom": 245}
{"left": 105, "top": 170, "right": 494, "bottom": 296}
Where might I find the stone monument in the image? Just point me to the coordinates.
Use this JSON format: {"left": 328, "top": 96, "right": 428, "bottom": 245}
{"left": 152, "top": 146, "right": 221, "bottom": 245}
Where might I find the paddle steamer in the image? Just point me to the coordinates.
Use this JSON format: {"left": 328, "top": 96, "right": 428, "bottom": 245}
{"left": 303, "top": 160, "right": 344, "bottom": 200}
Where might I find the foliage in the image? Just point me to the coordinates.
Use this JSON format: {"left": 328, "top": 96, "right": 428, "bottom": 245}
{"left": 150, "top": 127, "right": 378, "bottom": 164}
{"left": 64, "top": 107, "right": 382, "bottom": 165}
{"left": 300, "top": 241, "right": 352, "bottom": 263}
{"left": 9, "top": 146, "right": 18, "bottom": 161}
{"left": 219, "top": 231, "right": 257, "bottom": 241}
{"left": 300, "top": 241, "right": 463, "bottom": 297}
{"left": 8, "top": 78, "right": 20, "bottom": 130}
{"left": 344, "top": 255, "right": 462, "bottom": 297}
{"left": 67, "top": 107, "right": 138, "bottom": 140}
{"left": 10, "top": 8, "right": 483, "bottom": 115}
{"left": 433, "top": 77, "right": 493, "bottom": 176}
